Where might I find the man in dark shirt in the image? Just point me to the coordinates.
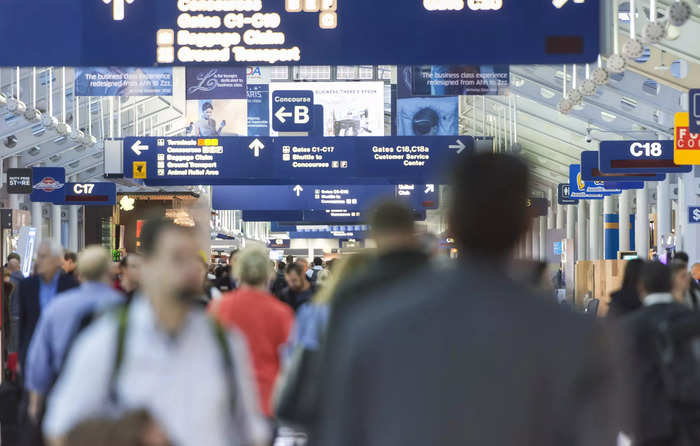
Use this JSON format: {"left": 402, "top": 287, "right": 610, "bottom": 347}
{"left": 312, "top": 153, "right": 624, "bottom": 446}
{"left": 280, "top": 263, "right": 316, "bottom": 312}
{"left": 62, "top": 252, "right": 78, "bottom": 278}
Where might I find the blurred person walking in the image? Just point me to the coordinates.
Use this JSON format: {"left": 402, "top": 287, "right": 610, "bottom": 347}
{"left": 209, "top": 247, "right": 294, "bottom": 419}
{"left": 117, "top": 254, "right": 142, "bottom": 302}
{"left": 17, "top": 240, "right": 79, "bottom": 371}
{"left": 620, "top": 261, "right": 700, "bottom": 445}
{"left": 7, "top": 253, "right": 24, "bottom": 353}
{"left": 608, "top": 259, "right": 645, "bottom": 318}
{"left": 306, "top": 258, "right": 324, "bottom": 284}
{"left": 24, "top": 246, "right": 124, "bottom": 422}
{"left": 270, "top": 261, "right": 287, "bottom": 298}
{"left": 279, "top": 263, "right": 316, "bottom": 312}
{"left": 42, "top": 219, "right": 268, "bottom": 446}
{"left": 312, "top": 153, "right": 624, "bottom": 446}
{"left": 61, "top": 253, "right": 77, "bottom": 279}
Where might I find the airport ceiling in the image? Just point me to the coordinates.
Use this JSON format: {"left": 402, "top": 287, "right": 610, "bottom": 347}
{"left": 0, "top": 0, "right": 698, "bottom": 198}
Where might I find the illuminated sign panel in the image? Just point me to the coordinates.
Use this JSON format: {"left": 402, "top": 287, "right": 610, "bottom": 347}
{"left": 0, "top": 0, "right": 599, "bottom": 65}
{"left": 599, "top": 140, "right": 692, "bottom": 174}
{"left": 122, "top": 136, "right": 473, "bottom": 185}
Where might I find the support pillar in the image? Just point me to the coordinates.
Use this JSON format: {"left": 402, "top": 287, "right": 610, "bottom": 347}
{"left": 8, "top": 157, "right": 20, "bottom": 210}
{"left": 657, "top": 177, "right": 671, "bottom": 253}
{"left": 69, "top": 206, "right": 79, "bottom": 252}
{"left": 619, "top": 190, "right": 632, "bottom": 253}
{"left": 577, "top": 201, "right": 587, "bottom": 261}
{"left": 51, "top": 204, "right": 62, "bottom": 245}
{"left": 532, "top": 221, "right": 540, "bottom": 260}
{"left": 589, "top": 199, "right": 602, "bottom": 260}
{"left": 604, "top": 195, "right": 619, "bottom": 260}
{"left": 636, "top": 185, "right": 650, "bottom": 260}
{"left": 539, "top": 216, "right": 547, "bottom": 261}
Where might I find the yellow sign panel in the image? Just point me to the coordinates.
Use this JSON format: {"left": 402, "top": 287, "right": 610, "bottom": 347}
{"left": 133, "top": 161, "right": 147, "bottom": 179}
{"left": 674, "top": 112, "right": 700, "bottom": 165}
{"left": 197, "top": 138, "right": 219, "bottom": 146}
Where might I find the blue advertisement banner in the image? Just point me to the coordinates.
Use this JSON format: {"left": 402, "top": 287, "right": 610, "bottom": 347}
{"left": 599, "top": 140, "right": 692, "bottom": 174}
{"left": 0, "top": 1, "right": 600, "bottom": 66}
{"left": 398, "top": 65, "right": 509, "bottom": 98}
{"left": 580, "top": 151, "right": 666, "bottom": 182}
{"left": 268, "top": 238, "right": 291, "bottom": 249}
{"left": 247, "top": 85, "right": 270, "bottom": 137}
{"left": 61, "top": 182, "right": 117, "bottom": 206}
{"left": 123, "top": 136, "right": 473, "bottom": 186}
{"left": 212, "top": 184, "right": 438, "bottom": 211}
{"left": 30, "top": 167, "right": 66, "bottom": 203}
{"left": 74, "top": 67, "right": 173, "bottom": 97}
{"left": 397, "top": 97, "right": 459, "bottom": 136}
{"left": 271, "top": 223, "right": 369, "bottom": 233}
{"left": 186, "top": 67, "right": 247, "bottom": 100}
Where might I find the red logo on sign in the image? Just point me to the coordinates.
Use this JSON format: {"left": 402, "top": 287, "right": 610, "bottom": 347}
{"left": 676, "top": 127, "right": 700, "bottom": 150}
{"left": 33, "top": 177, "right": 64, "bottom": 192}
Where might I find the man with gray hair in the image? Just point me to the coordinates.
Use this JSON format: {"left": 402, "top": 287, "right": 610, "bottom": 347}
{"left": 17, "top": 240, "right": 79, "bottom": 371}
{"left": 25, "top": 245, "right": 125, "bottom": 420}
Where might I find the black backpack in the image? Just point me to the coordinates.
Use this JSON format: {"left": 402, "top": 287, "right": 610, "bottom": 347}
{"left": 653, "top": 311, "right": 700, "bottom": 445}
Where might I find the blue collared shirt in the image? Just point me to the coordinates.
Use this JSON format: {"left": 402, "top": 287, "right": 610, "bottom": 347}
{"left": 25, "top": 282, "right": 125, "bottom": 395}
{"left": 38, "top": 270, "right": 61, "bottom": 311}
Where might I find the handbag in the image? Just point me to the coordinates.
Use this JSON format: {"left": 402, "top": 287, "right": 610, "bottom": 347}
{"left": 273, "top": 337, "right": 323, "bottom": 427}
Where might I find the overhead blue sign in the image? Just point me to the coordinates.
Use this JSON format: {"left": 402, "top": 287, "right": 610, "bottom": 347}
{"left": 690, "top": 89, "right": 700, "bottom": 134}
{"left": 558, "top": 183, "right": 577, "bottom": 205}
{"left": 74, "top": 67, "right": 173, "bottom": 97}
{"left": 212, "top": 184, "right": 438, "bottom": 211}
{"left": 580, "top": 151, "right": 665, "bottom": 183}
{"left": 0, "top": 1, "right": 600, "bottom": 66}
{"left": 272, "top": 91, "right": 314, "bottom": 133}
{"left": 123, "top": 136, "right": 473, "bottom": 185}
{"left": 30, "top": 167, "right": 66, "bottom": 204}
{"left": 61, "top": 182, "right": 117, "bottom": 206}
{"left": 599, "top": 140, "right": 692, "bottom": 174}
{"left": 243, "top": 209, "right": 427, "bottom": 224}
{"left": 603, "top": 181, "right": 644, "bottom": 190}
{"left": 568, "top": 165, "right": 603, "bottom": 200}
{"left": 268, "top": 238, "right": 291, "bottom": 249}
{"left": 271, "top": 223, "right": 369, "bottom": 233}
{"left": 287, "top": 230, "right": 368, "bottom": 240}
{"left": 690, "top": 206, "right": 700, "bottom": 224}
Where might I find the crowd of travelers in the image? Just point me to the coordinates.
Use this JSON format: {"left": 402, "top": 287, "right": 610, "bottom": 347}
{"left": 0, "top": 152, "right": 698, "bottom": 446}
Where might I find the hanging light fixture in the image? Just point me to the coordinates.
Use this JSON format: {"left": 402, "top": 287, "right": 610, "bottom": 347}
{"left": 622, "top": 0, "right": 645, "bottom": 60}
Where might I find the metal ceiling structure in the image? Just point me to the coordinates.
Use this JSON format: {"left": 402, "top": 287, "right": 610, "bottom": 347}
{"left": 0, "top": 0, "right": 698, "bottom": 210}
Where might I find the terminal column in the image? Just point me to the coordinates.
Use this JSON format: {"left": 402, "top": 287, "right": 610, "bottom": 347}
{"left": 679, "top": 168, "right": 699, "bottom": 262}
{"left": 619, "top": 190, "right": 633, "bottom": 253}
{"left": 8, "top": 157, "right": 20, "bottom": 210}
{"left": 525, "top": 228, "right": 533, "bottom": 259}
{"left": 577, "top": 201, "right": 587, "bottom": 261}
{"left": 589, "top": 199, "right": 602, "bottom": 260}
{"left": 603, "top": 196, "right": 619, "bottom": 260}
{"left": 532, "top": 220, "right": 540, "bottom": 260}
{"left": 31, "top": 202, "right": 43, "bottom": 242}
{"left": 547, "top": 190, "right": 554, "bottom": 230}
{"left": 657, "top": 177, "right": 671, "bottom": 252}
{"left": 68, "top": 206, "right": 79, "bottom": 252}
{"left": 636, "top": 184, "right": 650, "bottom": 260}
{"left": 51, "top": 204, "right": 62, "bottom": 245}
{"left": 566, "top": 205, "right": 575, "bottom": 240}
{"left": 676, "top": 174, "right": 687, "bottom": 251}
{"left": 539, "top": 216, "right": 547, "bottom": 260}
{"left": 556, "top": 201, "right": 564, "bottom": 232}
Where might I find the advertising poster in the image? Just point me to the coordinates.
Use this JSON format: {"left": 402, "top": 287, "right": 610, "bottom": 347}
{"left": 247, "top": 85, "right": 270, "bottom": 136}
{"left": 74, "top": 67, "right": 173, "bottom": 96}
{"left": 396, "top": 96, "right": 458, "bottom": 136}
{"left": 185, "top": 100, "right": 247, "bottom": 137}
{"left": 398, "top": 65, "right": 509, "bottom": 98}
{"left": 269, "top": 82, "right": 385, "bottom": 137}
{"left": 186, "top": 67, "right": 246, "bottom": 100}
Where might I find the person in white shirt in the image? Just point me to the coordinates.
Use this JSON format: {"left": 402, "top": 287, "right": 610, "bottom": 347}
{"left": 43, "top": 218, "right": 269, "bottom": 446}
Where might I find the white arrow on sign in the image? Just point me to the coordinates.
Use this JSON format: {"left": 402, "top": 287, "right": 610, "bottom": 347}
{"left": 293, "top": 185, "right": 304, "bottom": 197}
{"left": 449, "top": 139, "right": 466, "bottom": 154}
{"left": 249, "top": 139, "right": 265, "bottom": 157}
{"left": 131, "top": 140, "right": 149, "bottom": 156}
{"left": 424, "top": 184, "right": 435, "bottom": 194}
{"left": 275, "top": 106, "right": 293, "bottom": 123}
{"left": 552, "top": 0, "right": 585, "bottom": 9}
